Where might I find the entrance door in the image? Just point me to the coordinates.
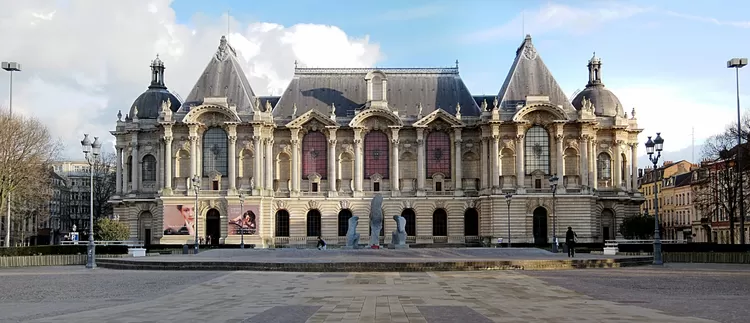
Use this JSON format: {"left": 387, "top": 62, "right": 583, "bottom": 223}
{"left": 144, "top": 229, "right": 151, "bottom": 247}
{"left": 206, "top": 209, "right": 221, "bottom": 246}
{"left": 532, "top": 207, "right": 548, "bottom": 245}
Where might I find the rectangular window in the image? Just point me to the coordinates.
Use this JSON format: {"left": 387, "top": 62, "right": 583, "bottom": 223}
{"left": 212, "top": 181, "right": 219, "bottom": 190}
{"left": 311, "top": 182, "right": 318, "bottom": 192}
{"left": 436, "top": 182, "right": 442, "bottom": 192}
{"left": 373, "top": 182, "right": 380, "bottom": 192}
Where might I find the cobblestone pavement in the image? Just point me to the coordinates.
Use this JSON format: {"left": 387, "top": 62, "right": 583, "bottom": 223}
{"left": 1, "top": 265, "right": 733, "bottom": 323}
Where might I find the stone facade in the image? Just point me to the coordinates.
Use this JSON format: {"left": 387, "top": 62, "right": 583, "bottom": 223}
{"left": 110, "top": 35, "right": 644, "bottom": 247}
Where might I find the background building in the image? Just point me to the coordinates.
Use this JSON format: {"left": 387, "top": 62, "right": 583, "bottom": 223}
{"left": 111, "top": 35, "right": 645, "bottom": 247}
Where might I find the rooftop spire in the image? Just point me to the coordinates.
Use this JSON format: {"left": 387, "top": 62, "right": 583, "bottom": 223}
{"left": 587, "top": 51, "right": 603, "bottom": 86}
{"left": 149, "top": 54, "right": 166, "bottom": 89}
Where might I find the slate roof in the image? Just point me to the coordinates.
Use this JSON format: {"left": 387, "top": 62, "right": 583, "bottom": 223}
{"left": 183, "top": 36, "right": 257, "bottom": 112}
{"left": 675, "top": 172, "right": 693, "bottom": 187}
{"left": 571, "top": 54, "right": 623, "bottom": 117}
{"left": 273, "top": 67, "right": 481, "bottom": 119}
{"left": 497, "top": 35, "right": 574, "bottom": 112}
{"left": 130, "top": 56, "right": 182, "bottom": 119}
{"left": 473, "top": 95, "right": 496, "bottom": 111}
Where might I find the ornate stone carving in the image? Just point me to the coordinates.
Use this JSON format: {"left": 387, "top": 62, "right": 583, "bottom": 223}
{"left": 274, "top": 200, "right": 287, "bottom": 211}
{"left": 523, "top": 41, "right": 538, "bottom": 60}
{"left": 566, "top": 138, "right": 579, "bottom": 150}
{"left": 199, "top": 113, "right": 229, "bottom": 127}
{"left": 434, "top": 199, "right": 445, "bottom": 210}
{"left": 307, "top": 200, "right": 320, "bottom": 211}
{"left": 339, "top": 199, "right": 351, "bottom": 210}
{"left": 465, "top": 199, "right": 480, "bottom": 210}
{"left": 401, "top": 200, "right": 414, "bottom": 210}
{"left": 501, "top": 138, "right": 515, "bottom": 151}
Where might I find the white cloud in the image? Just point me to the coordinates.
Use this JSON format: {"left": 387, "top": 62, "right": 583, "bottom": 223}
{"left": 467, "top": 2, "right": 648, "bottom": 42}
{"left": 0, "top": 0, "right": 382, "bottom": 159}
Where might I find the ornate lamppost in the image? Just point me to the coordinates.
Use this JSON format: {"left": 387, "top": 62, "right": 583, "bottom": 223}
{"left": 192, "top": 175, "right": 201, "bottom": 254}
{"left": 549, "top": 174, "right": 559, "bottom": 253}
{"left": 505, "top": 193, "right": 512, "bottom": 247}
{"left": 81, "top": 134, "right": 101, "bottom": 269}
{"left": 645, "top": 133, "right": 665, "bottom": 265}
{"left": 239, "top": 193, "right": 246, "bottom": 249}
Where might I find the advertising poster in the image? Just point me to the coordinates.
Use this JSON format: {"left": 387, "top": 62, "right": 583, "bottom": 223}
{"left": 227, "top": 204, "right": 259, "bottom": 235}
{"left": 163, "top": 204, "right": 196, "bottom": 236}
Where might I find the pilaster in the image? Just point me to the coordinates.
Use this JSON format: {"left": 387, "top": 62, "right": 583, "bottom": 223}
{"left": 453, "top": 127, "right": 463, "bottom": 196}
{"left": 327, "top": 127, "right": 338, "bottom": 197}
{"left": 416, "top": 128, "right": 426, "bottom": 196}
{"left": 390, "top": 127, "right": 401, "bottom": 196}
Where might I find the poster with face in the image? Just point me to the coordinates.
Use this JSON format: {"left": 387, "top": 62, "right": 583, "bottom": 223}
{"left": 227, "top": 204, "right": 259, "bottom": 235}
{"left": 163, "top": 204, "right": 195, "bottom": 236}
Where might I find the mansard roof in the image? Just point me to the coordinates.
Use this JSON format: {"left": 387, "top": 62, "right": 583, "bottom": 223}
{"left": 183, "top": 36, "right": 258, "bottom": 112}
{"left": 497, "top": 35, "right": 574, "bottom": 112}
{"left": 273, "top": 67, "right": 481, "bottom": 120}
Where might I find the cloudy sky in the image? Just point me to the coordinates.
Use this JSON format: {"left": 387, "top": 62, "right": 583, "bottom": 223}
{"left": 0, "top": 0, "right": 748, "bottom": 164}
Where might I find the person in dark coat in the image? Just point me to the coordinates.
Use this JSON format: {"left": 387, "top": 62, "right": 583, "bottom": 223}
{"left": 565, "top": 227, "right": 578, "bottom": 257}
{"left": 316, "top": 236, "right": 327, "bottom": 250}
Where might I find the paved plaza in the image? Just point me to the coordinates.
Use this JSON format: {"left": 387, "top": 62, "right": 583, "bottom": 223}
{"left": 2, "top": 264, "right": 749, "bottom": 322}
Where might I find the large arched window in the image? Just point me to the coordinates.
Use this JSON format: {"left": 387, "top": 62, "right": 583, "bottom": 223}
{"left": 364, "top": 131, "right": 389, "bottom": 178}
{"left": 306, "top": 210, "right": 322, "bottom": 237}
{"left": 142, "top": 154, "right": 157, "bottom": 182}
{"left": 525, "top": 125, "right": 550, "bottom": 174}
{"left": 597, "top": 153, "right": 612, "bottom": 180}
{"left": 426, "top": 131, "right": 451, "bottom": 178}
{"left": 202, "top": 127, "right": 228, "bottom": 176}
{"left": 302, "top": 131, "right": 327, "bottom": 179}
{"left": 433, "top": 209, "right": 448, "bottom": 236}
{"left": 275, "top": 210, "right": 290, "bottom": 237}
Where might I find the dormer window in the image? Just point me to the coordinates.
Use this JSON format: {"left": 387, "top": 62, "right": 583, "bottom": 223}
{"left": 365, "top": 70, "right": 387, "bottom": 104}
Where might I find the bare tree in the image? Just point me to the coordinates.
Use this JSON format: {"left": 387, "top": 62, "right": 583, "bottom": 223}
{"left": 92, "top": 152, "right": 117, "bottom": 220}
{"left": 0, "top": 109, "right": 62, "bottom": 246}
{"left": 10, "top": 169, "right": 53, "bottom": 245}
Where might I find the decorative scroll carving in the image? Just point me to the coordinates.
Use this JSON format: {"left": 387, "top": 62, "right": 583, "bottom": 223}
{"left": 274, "top": 200, "right": 288, "bottom": 211}
{"left": 307, "top": 200, "right": 320, "bottom": 211}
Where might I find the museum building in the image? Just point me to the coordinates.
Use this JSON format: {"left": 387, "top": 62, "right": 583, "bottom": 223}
{"left": 110, "top": 34, "right": 644, "bottom": 247}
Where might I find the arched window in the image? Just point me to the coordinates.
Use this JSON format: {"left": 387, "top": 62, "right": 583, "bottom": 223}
{"left": 372, "top": 75, "right": 383, "bottom": 101}
{"left": 302, "top": 131, "right": 327, "bottom": 179}
{"left": 337, "top": 209, "right": 353, "bottom": 237}
{"left": 621, "top": 153, "right": 627, "bottom": 185}
{"left": 275, "top": 210, "right": 290, "bottom": 237}
{"left": 426, "top": 131, "right": 451, "bottom": 178}
{"left": 401, "top": 208, "right": 416, "bottom": 236}
{"left": 306, "top": 210, "right": 322, "bottom": 237}
{"left": 597, "top": 153, "right": 612, "bottom": 180}
{"left": 202, "top": 127, "right": 228, "bottom": 176}
{"left": 432, "top": 209, "right": 448, "bottom": 236}
{"left": 464, "top": 208, "right": 479, "bottom": 236}
{"left": 364, "top": 131, "right": 389, "bottom": 178}
{"left": 525, "top": 125, "right": 550, "bottom": 174}
{"left": 142, "top": 154, "right": 157, "bottom": 182}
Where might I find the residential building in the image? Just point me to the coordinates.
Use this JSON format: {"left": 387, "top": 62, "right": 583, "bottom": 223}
{"left": 51, "top": 161, "right": 92, "bottom": 233}
{"left": 47, "top": 170, "right": 71, "bottom": 244}
{"left": 111, "top": 35, "right": 645, "bottom": 247}
{"left": 638, "top": 160, "right": 694, "bottom": 218}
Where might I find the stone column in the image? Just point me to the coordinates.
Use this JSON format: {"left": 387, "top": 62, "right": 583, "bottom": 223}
{"left": 631, "top": 143, "right": 638, "bottom": 192}
{"left": 480, "top": 138, "right": 488, "bottom": 190}
{"left": 579, "top": 135, "right": 588, "bottom": 188}
{"left": 613, "top": 141, "right": 622, "bottom": 189}
{"left": 227, "top": 127, "right": 237, "bottom": 192}
{"left": 590, "top": 139, "right": 598, "bottom": 190}
{"left": 157, "top": 141, "right": 164, "bottom": 189}
{"left": 131, "top": 137, "right": 139, "bottom": 192}
{"left": 354, "top": 128, "right": 364, "bottom": 193}
{"left": 328, "top": 128, "right": 337, "bottom": 194}
{"left": 265, "top": 138, "right": 273, "bottom": 192}
{"left": 391, "top": 127, "right": 400, "bottom": 192}
{"left": 189, "top": 135, "right": 197, "bottom": 188}
{"left": 291, "top": 129, "right": 300, "bottom": 194}
{"left": 253, "top": 134, "right": 262, "bottom": 191}
{"left": 115, "top": 146, "right": 123, "bottom": 195}
{"left": 516, "top": 134, "right": 525, "bottom": 190}
{"left": 122, "top": 148, "right": 129, "bottom": 194}
{"left": 416, "top": 128, "right": 426, "bottom": 195}
{"left": 453, "top": 128, "right": 463, "bottom": 194}
{"left": 164, "top": 136, "right": 173, "bottom": 191}
{"left": 491, "top": 135, "right": 500, "bottom": 189}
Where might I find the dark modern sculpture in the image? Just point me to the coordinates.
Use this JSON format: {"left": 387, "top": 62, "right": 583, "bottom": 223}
{"left": 345, "top": 216, "right": 360, "bottom": 249}
{"left": 369, "top": 194, "right": 384, "bottom": 247}
{"left": 390, "top": 215, "right": 408, "bottom": 249}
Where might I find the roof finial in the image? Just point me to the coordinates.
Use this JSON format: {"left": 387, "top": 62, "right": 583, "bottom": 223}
{"left": 455, "top": 59, "right": 459, "bottom": 69}
{"left": 294, "top": 60, "right": 298, "bottom": 69}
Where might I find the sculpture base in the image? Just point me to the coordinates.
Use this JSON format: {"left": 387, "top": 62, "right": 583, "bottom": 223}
{"left": 342, "top": 245, "right": 360, "bottom": 250}
{"left": 388, "top": 244, "right": 409, "bottom": 249}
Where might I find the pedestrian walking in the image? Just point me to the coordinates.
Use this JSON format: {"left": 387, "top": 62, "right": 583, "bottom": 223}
{"left": 565, "top": 227, "right": 578, "bottom": 258}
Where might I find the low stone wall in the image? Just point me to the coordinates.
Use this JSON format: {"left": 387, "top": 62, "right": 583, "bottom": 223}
{"left": 663, "top": 252, "right": 750, "bottom": 264}
{"left": 0, "top": 254, "right": 129, "bottom": 268}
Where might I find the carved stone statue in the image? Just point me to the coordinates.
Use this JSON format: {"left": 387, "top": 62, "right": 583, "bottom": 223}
{"left": 631, "top": 107, "right": 636, "bottom": 119}
{"left": 390, "top": 215, "right": 408, "bottom": 249}
{"left": 345, "top": 216, "right": 361, "bottom": 248}
{"left": 292, "top": 103, "right": 298, "bottom": 118}
{"left": 331, "top": 102, "right": 336, "bottom": 116}
{"left": 417, "top": 103, "right": 423, "bottom": 118}
{"left": 369, "top": 194, "right": 384, "bottom": 247}
{"left": 250, "top": 177, "right": 255, "bottom": 190}
{"left": 133, "top": 106, "right": 139, "bottom": 118}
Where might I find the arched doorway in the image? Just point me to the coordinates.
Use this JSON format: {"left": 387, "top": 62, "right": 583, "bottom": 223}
{"left": 138, "top": 211, "right": 153, "bottom": 246}
{"left": 401, "top": 209, "right": 416, "bottom": 236}
{"left": 532, "top": 207, "right": 548, "bottom": 245}
{"left": 432, "top": 209, "right": 448, "bottom": 236}
{"left": 464, "top": 208, "right": 479, "bottom": 236}
{"left": 337, "top": 209, "right": 353, "bottom": 236}
{"left": 275, "top": 210, "right": 290, "bottom": 237}
{"left": 205, "top": 209, "right": 221, "bottom": 246}
{"left": 601, "top": 209, "right": 615, "bottom": 242}
{"left": 306, "top": 210, "right": 322, "bottom": 237}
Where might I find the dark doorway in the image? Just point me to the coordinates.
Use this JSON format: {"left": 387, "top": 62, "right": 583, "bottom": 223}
{"left": 601, "top": 209, "right": 615, "bottom": 243}
{"left": 338, "top": 209, "right": 353, "bottom": 236}
{"left": 401, "top": 208, "right": 416, "bottom": 236}
{"left": 464, "top": 208, "right": 479, "bottom": 236}
{"left": 206, "top": 209, "right": 221, "bottom": 246}
{"left": 532, "top": 207, "right": 548, "bottom": 245}
{"left": 275, "top": 210, "right": 290, "bottom": 237}
{"left": 144, "top": 229, "right": 152, "bottom": 247}
{"left": 432, "top": 209, "right": 448, "bottom": 236}
{"left": 306, "top": 209, "right": 322, "bottom": 237}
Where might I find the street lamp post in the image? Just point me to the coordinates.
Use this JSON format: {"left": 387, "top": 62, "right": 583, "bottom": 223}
{"left": 549, "top": 174, "right": 559, "bottom": 253}
{"left": 728, "top": 58, "right": 747, "bottom": 245}
{"left": 192, "top": 175, "right": 201, "bottom": 254}
{"left": 81, "top": 134, "right": 102, "bottom": 269}
{"left": 505, "top": 193, "right": 512, "bottom": 247}
{"left": 2, "top": 61, "right": 20, "bottom": 248}
{"left": 645, "top": 133, "right": 665, "bottom": 265}
{"left": 239, "top": 193, "right": 246, "bottom": 249}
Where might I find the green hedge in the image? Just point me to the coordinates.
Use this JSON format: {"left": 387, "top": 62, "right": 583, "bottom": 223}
{"left": 0, "top": 245, "right": 129, "bottom": 257}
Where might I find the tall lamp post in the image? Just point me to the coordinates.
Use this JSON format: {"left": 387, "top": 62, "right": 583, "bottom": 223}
{"left": 239, "top": 193, "right": 246, "bottom": 249}
{"left": 192, "top": 175, "right": 201, "bottom": 254}
{"left": 728, "top": 58, "right": 747, "bottom": 244}
{"left": 645, "top": 133, "right": 665, "bottom": 265}
{"left": 505, "top": 193, "right": 512, "bottom": 247}
{"left": 81, "top": 134, "right": 102, "bottom": 269}
{"left": 549, "top": 174, "right": 559, "bottom": 253}
{"left": 2, "top": 61, "right": 20, "bottom": 248}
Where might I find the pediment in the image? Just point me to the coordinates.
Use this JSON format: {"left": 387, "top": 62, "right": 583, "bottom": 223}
{"left": 413, "top": 108, "right": 463, "bottom": 128}
{"left": 512, "top": 103, "right": 568, "bottom": 124}
{"left": 286, "top": 109, "right": 337, "bottom": 129}
{"left": 349, "top": 107, "right": 403, "bottom": 128}
{"left": 183, "top": 104, "right": 242, "bottom": 124}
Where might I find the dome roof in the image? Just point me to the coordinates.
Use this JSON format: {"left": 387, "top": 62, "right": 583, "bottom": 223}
{"left": 571, "top": 86, "right": 622, "bottom": 117}
{"left": 130, "top": 88, "right": 181, "bottom": 119}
